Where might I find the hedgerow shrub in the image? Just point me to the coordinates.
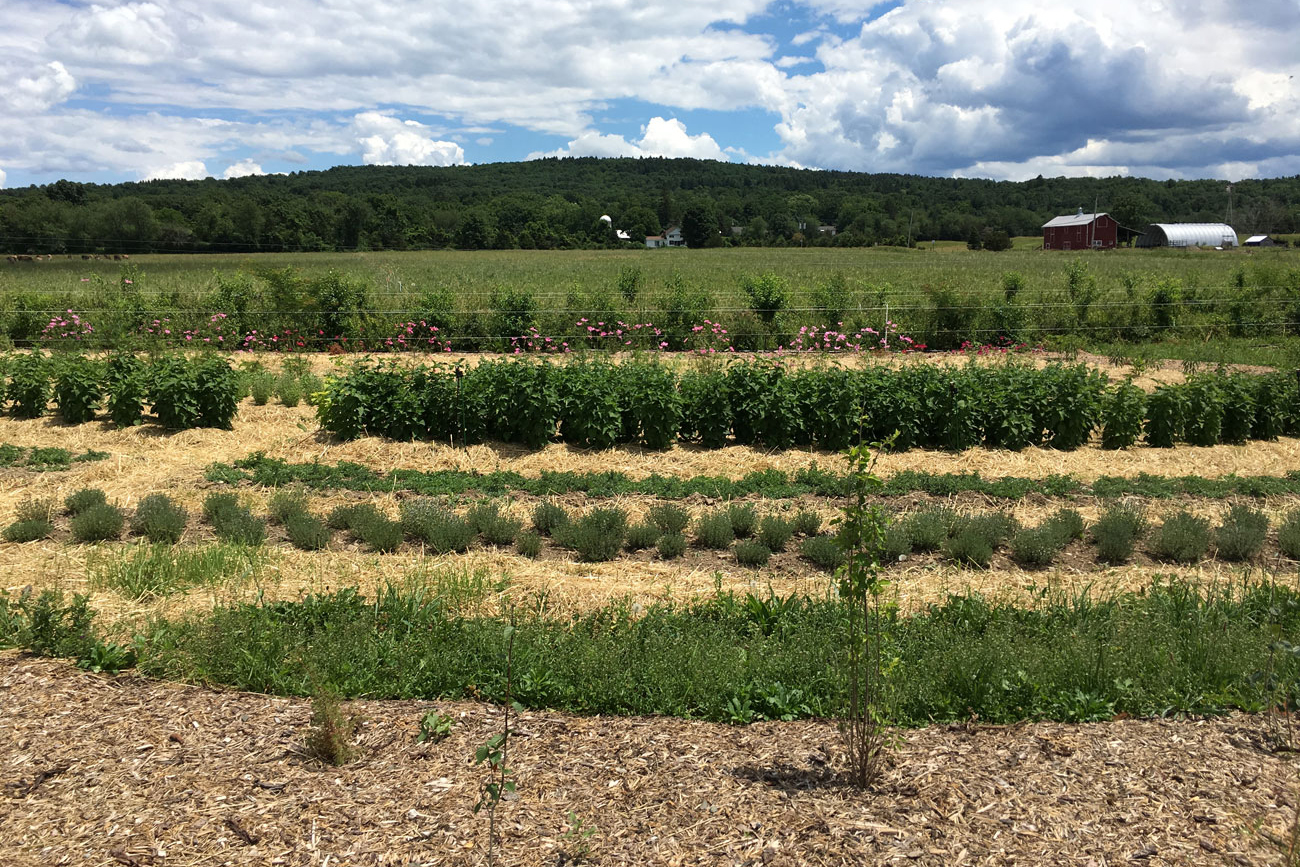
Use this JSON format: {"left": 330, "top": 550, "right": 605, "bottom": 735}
{"left": 131, "top": 494, "right": 187, "bottom": 544}
{"left": 268, "top": 489, "right": 310, "bottom": 524}
{"left": 106, "top": 353, "right": 146, "bottom": 428}
{"left": 286, "top": 513, "right": 331, "bottom": 551}
{"left": 904, "top": 507, "right": 954, "bottom": 552}
{"left": 693, "top": 511, "right": 734, "bottom": 549}
{"left": 800, "top": 535, "right": 842, "bottom": 571}
{"left": 1214, "top": 504, "right": 1268, "bottom": 561}
{"left": 1092, "top": 503, "right": 1147, "bottom": 565}
{"left": 625, "top": 522, "right": 660, "bottom": 551}
{"left": 1101, "top": 381, "right": 1145, "bottom": 450}
{"left": 1217, "top": 375, "right": 1255, "bottom": 445}
{"left": 250, "top": 372, "right": 275, "bottom": 405}
{"left": 1151, "top": 512, "right": 1211, "bottom": 563}
{"left": 648, "top": 503, "right": 690, "bottom": 535}
{"left": 734, "top": 539, "right": 771, "bottom": 568}
{"left": 7, "top": 352, "right": 50, "bottom": 419}
{"left": 310, "top": 359, "right": 1286, "bottom": 453}
{"left": 942, "top": 528, "right": 994, "bottom": 568}
{"left": 1279, "top": 510, "right": 1300, "bottom": 560}
{"left": 1009, "top": 526, "right": 1059, "bottom": 567}
{"left": 401, "top": 500, "right": 476, "bottom": 553}
{"left": 532, "top": 500, "right": 569, "bottom": 536}
{"left": 792, "top": 510, "right": 821, "bottom": 537}
{"left": 466, "top": 501, "right": 520, "bottom": 547}
{"left": 4, "top": 519, "right": 54, "bottom": 543}
{"left": 66, "top": 487, "right": 108, "bottom": 515}
{"left": 1144, "top": 386, "right": 1184, "bottom": 447}
{"left": 566, "top": 507, "right": 627, "bottom": 562}
{"left": 149, "top": 355, "right": 202, "bottom": 430}
{"left": 757, "top": 516, "right": 794, "bottom": 552}
{"left": 70, "top": 503, "right": 124, "bottom": 543}
{"left": 515, "top": 531, "right": 542, "bottom": 559}
{"left": 727, "top": 503, "right": 758, "bottom": 538}
{"left": 53, "top": 355, "right": 103, "bottom": 424}
{"left": 1182, "top": 377, "right": 1224, "bottom": 447}
{"left": 678, "top": 368, "right": 730, "bottom": 448}
{"left": 656, "top": 532, "right": 687, "bottom": 559}
{"left": 195, "top": 355, "right": 239, "bottom": 429}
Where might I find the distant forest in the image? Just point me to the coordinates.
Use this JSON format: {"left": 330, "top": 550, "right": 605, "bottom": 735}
{"left": 2, "top": 157, "right": 1298, "bottom": 255}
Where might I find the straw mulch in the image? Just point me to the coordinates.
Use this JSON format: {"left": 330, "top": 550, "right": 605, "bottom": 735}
{"left": 1, "top": 655, "right": 1294, "bottom": 866}
{"left": 3, "top": 407, "right": 1300, "bottom": 503}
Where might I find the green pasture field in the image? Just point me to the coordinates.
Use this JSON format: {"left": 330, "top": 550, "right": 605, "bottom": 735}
{"left": 4, "top": 244, "right": 1293, "bottom": 300}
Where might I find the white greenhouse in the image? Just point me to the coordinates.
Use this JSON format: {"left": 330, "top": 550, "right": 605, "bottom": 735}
{"left": 1136, "top": 223, "right": 1239, "bottom": 248}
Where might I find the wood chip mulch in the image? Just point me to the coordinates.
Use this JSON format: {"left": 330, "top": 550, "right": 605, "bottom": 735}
{"left": 1, "top": 655, "right": 1296, "bottom": 866}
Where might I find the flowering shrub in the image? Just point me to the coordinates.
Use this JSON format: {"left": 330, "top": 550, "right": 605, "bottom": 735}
{"left": 780, "top": 321, "right": 921, "bottom": 353}
{"left": 239, "top": 327, "right": 312, "bottom": 352}
{"left": 509, "top": 326, "right": 569, "bottom": 353}
{"left": 686, "top": 320, "right": 735, "bottom": 354}
{"left": 139, "top": 313, "right": 236, "bottom": 347}
{"left": 41, "top": 310, "right": 95, "bottom": 342}
{"left": 381, "top": 321, "right": 452, "bottom": 353}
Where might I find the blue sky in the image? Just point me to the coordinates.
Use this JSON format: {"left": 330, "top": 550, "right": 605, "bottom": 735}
{"left": 1, "top": 0, "right": 1298, "bottom": 189}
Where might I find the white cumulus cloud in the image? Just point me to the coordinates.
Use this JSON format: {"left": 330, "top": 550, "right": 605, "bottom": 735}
{"left": 143, "top": 160, "right": 209, "bottom": 181}
{"left": 353, "top": 112, "right": 465, "bottom": 166}
{"left": 222, "top": 159, "right": 264, "bottom": 179}
{"left": 0, "top": 167, "right": 7, "bottom": 188}
{"left": 1, "top": 61, "right": 76, "bottom": 113}
{"left": 531, "top": 117, "right": 730, "bottom": 161}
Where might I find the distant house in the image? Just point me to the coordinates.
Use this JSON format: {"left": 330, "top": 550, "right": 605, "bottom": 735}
{"left": 1244, "top": 235, "right": 1280, "bottom": 247}
{"left": 818, "top": 225, "right": 837, "bottom": 236}
{"left": 646, "top": 226, "right": 686, "bottom": 248}
{"left": 1042, "top": 209, "right": 1140, "bottom": 250}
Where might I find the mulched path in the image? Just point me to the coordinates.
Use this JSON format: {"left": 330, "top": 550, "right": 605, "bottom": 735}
{"left": 2, "top": 656, "right": 1296, "bottom": 866}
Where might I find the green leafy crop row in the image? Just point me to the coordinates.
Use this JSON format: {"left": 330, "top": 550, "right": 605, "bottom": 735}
{"left": 315, "top": 358, "right": 1300, "bottom": 451}
{"left": 1, "top": 351, "right": 239, "bottom": 430}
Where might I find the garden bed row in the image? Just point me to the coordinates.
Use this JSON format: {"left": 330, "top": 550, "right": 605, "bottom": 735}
{"left": 316, "top": 357, "right": 1300, "bottom": 450}
{"left": 9, "top": 488, "right": 1300, "bottom": 577}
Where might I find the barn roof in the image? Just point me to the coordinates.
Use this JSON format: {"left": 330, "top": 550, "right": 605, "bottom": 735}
{"left": 1042, "top": 212, "right": 1107, "bottom": 228}
{"left": 1245, "top": 235, "right": 1269, "bottom": 244}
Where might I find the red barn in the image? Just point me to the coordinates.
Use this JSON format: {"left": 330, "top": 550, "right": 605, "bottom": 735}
{"left": 1042, "top": 210, "right": 1139, "bottom": 250}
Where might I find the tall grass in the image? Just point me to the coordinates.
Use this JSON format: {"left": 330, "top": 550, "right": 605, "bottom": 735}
{"left": 134, "top": 578, "right": 1300, "bottom": 726}
{"left": 90, "top": 543, "right": 266, "bottom": 600}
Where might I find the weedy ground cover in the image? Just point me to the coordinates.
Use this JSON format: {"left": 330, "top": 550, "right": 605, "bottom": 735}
{"left": 211, "top": 451, "right": 1300, "bottom": 502}
{"left": 0, "top": 443, "right": 108, "bottom": 471}
{"left": 114, "top": 578, "right": 1300, "bottom": 726}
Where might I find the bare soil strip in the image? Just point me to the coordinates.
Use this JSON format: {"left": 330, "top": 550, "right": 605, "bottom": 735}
{"left": 1, "top": 656, "right": 1292, "bottom": 866}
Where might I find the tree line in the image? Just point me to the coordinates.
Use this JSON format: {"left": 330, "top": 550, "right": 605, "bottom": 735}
{"left": 2, "top": 158, "right": 1298, "bottom": 255}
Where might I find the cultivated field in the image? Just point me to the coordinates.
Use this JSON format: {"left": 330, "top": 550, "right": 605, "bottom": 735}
{"left": 2, "top": 253, "right": 1300, "bottom": 864}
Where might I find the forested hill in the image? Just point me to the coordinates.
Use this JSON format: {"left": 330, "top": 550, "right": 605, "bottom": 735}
{"left": 2, "top": 157, "right": 1298, "bottom": 254}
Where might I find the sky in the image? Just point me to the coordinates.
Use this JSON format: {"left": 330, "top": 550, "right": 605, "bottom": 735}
{"left": 1, "top": 0, "right": 1298, "bottom": 189}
